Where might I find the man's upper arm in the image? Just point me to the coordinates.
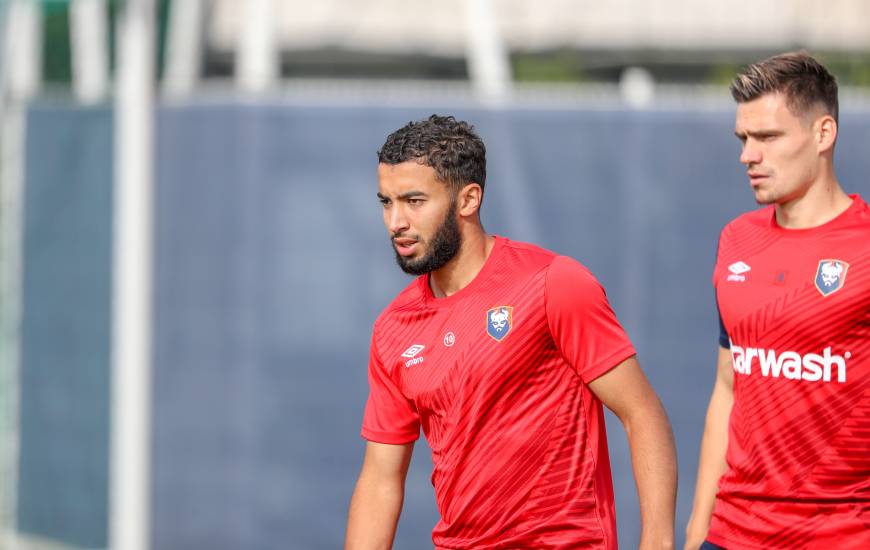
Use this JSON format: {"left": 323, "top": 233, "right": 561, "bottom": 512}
{"left": 587, "top": 355, "right": 659, "bottom": 421}
{"left": 346, "top": 442, "right": 414, "bottom": 549}
{"left": 362, "top": 330, "right": 421, "bottom": 444}
{"left": 360, "top": 441, "right": 415, "bottom": 480}
{"left": 716, "top": 346, "right": 734, "bottom": 392}
{"left": 545, "top": 256, "right": 636, "bottom": 383}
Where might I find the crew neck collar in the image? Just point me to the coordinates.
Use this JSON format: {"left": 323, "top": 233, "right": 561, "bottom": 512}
{"left": 769, "top": 194, "right": 863, "bottom": 235}
{"left": 420, "top": 235, "right": 504, "bottom": 307}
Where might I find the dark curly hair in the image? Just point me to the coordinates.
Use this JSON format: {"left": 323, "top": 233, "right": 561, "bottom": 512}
{"left": 730, "top": 51, "right": 838, "bottom": 123}
{"left": 377, "top": 115, "right": 486, "bottom": 193}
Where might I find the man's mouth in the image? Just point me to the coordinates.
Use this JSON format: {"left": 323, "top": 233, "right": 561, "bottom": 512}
{"left": 748, "top": 172, "right": 769, "bottom": 186}
{"left": 393, "top": 238, "right": 419, "bottom": 257}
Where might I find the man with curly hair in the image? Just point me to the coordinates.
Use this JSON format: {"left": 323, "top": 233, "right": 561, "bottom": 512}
{"left": 345, "top": 115, "right": 677, "bottom": 549}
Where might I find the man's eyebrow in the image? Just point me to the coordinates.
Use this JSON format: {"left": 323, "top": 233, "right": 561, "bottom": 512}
{"left": 377, "top": 190, "right": 427, "bottom": 201}
{"left": 735, "top": 129, "right": 785, "bottom": 138}
{"left": 397, "top": 191, "right": 427, "bottom": 200}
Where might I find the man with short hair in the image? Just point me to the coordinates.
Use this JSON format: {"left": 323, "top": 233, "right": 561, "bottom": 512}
{"left": 685, "top": 52, "right": 870, "bottom": 550}
{"left": 345, "top": 115, "right": 677, "bottom": 549}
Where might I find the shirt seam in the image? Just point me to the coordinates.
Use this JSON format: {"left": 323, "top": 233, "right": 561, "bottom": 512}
{"left": 704, "top": 531, "right": 762, "bottom": 550}
{"left": 544, "top": 256, "right": 612, "bottom": 548}
{"left": 580, "top": 376, "right": 612, "bottom": 549}
{"left": 360, "top": 427, "right": 419, "bottom": 445}
{"left": 580, "top": 345, "right": 637, "bottom": 384}
{"left": 544, "top": 256, "right": 573, "bottom": 372}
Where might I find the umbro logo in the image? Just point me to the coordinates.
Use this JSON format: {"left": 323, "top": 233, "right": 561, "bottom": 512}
{"left": 727, "top": 261, "right": 750, "bottom": 282}
{"left": 401, "top": 344, "right": 425, "bottom": 358}
{"left": 729, "top": 261, "right": 751, "bottom": 274}
{"left": 401, "top": 344, "right": 425, "bottom": 368}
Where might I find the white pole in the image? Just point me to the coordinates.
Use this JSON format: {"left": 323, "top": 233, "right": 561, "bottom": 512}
{"left": 465, "top": 0, "right": 512, "bottom": 106}
{"left": 6, "top": 0, "right": 41, "bottom": 102}
{"left": 236, "top": 0, "right": 277, "bottom": 93}
{"left": 109, "top": 0, "right": 155, "bottom": 549}
{"left": 0, "top": 1, "right": 8, "bottom": 103}
{"left": 0, "top": 86, "right": 26, "bottom": 550}
{"left": 163, "top": 0, "right": 203, "bottom": 98}
{"left": 0, "top": 3, "right": 27, "bottom": 548}
{"left": 70, "top": 0, "right": 110, "bottom": 104}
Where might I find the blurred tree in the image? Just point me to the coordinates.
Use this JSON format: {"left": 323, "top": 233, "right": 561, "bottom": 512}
{"left": 40, "top": 0, "right": 170, "bottom": 87}
{"left": 42, "top": 0, "right": 71, "bottom": 83}
{"left": 512, "top": 50, "right": 586, "bottom": 82}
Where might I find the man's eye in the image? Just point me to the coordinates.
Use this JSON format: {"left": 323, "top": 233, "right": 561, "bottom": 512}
{"left": 379, "top": 199, "right": 390, "bottom": 207}
{"left": 407, "top": 198, "right": 423, "bottom": 205}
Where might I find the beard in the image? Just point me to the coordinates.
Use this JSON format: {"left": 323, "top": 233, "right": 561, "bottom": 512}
{"left": 392, "top": 199, "right": 462, "bottom": 276}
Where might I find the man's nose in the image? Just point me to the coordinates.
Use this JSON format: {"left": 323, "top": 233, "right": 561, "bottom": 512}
{"left": 387, "top": 205, "right": 409, "bottom": 235}
{"left": 740, "top": 141, "right": 761, "bottom": 165}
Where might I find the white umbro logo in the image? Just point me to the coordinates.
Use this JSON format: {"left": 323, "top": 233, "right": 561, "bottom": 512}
{"left": 728, "top": 261, "right": 751, "bottom": 275}
{"left": 401, "top": 344, "right": 425, "bottom": 358}
{"left": 727, "top": 261, "right": 750, "bottom": 282}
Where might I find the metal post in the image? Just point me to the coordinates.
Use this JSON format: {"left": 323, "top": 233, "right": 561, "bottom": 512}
{"left": 109, "top": 0, "right": 155, "bottom": 549}
{"left": 70, "top": 0, "right": 110, "bottom": 104}
{"left": 236, "top": 0, "right": 277, "bottom": 93}
{"left": 0, "top": 3, "right": 29, "bottom": 547}
{"left": 0, "top": 80, "right": 25, "bottom": 550}
{"left": 6, "top": 0, "right": 41, "bottom": 102}
{"left": 465, "top": 0, "right": 512, "bottom": 106}
{"left": 163, "top": 0, "right": 203, "bottom": 98}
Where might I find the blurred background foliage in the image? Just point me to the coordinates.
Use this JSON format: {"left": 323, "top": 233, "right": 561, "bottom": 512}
{"left": 35, "top": 0, "right": 870, "bottom": 88}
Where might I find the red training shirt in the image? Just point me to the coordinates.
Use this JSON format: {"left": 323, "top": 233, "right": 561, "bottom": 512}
{"left": 362, "top": 236, "right": 636, "bottom": 549}
{"left": 710, "top": 195, "right": 870, "bottom": 549}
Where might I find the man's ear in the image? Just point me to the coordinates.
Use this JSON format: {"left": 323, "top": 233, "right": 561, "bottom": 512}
{"left": 457, "top": 183, "right": 483, "bottom": 217}
{"left": 816, "top": 114, "right": 837, "bottom": 154}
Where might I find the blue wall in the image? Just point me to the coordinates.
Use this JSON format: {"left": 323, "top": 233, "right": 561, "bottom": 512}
{"left": 19, "top": 101, "right": 870, "bottom": 549}
{"left": 19, "top": 106, "right": 113, "bottom": 549}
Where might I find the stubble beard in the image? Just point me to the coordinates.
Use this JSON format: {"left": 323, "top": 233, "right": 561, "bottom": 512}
{"left": 392, "top": 199, "right": 462, "bottom": 276}
{"left": 753, "top": 188, "right": 777, "bottom": 205}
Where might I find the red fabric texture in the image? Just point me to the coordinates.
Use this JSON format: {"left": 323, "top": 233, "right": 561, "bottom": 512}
{"left": 709, "top": 195, "right": 870, "bottom": 549}
{"left": 362, "top": 236, "right": 635, "bottom": 549}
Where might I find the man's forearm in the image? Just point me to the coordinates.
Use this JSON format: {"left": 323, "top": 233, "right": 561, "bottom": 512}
{"left": 624, "top": 398, "right": 678, "bottom": 550}
{"left": 345, "top": 474, "right": 404, "bottom": 550}
{"left": 588, "top": 359, "right": 678, "bottom": 549}
{"left": 685, "top": 348, "right": 734, "bottom": 550}
{"left": 685, "top": 384, "right": 732, "bottom": 550}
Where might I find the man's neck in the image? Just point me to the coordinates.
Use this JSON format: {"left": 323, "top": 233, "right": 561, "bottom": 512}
{"left": 775, "top": 174, "right": 851, "bottom": 229}
{"left": 429, "top": 230, "right": 495, "bottom": 298}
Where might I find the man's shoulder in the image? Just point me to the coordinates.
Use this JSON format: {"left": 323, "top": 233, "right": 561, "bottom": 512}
{"left": 499, "top": 237, "right": 559, "bottom": 273}
{"left": 497, "top": 239, "right": 604, "bottom": 291}
{"left": 720, "top": 205, "right": 774, "bottom": 241}
{"left": 728, "top": 205, "right": 773, "bottom": 230}
{"left": 374, "top": 276, "right": 426, "bottom": 327}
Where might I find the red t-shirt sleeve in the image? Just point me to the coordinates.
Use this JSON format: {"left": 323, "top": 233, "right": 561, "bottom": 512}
{"left": 361, "top": 329, "right": 420, "bottom": 444}
{"left": 712, "top": 223, "right": 730, "bottom": 288}
{"left": 713, "top": 226, "right": 731, "bottom": 348}
{"left": 545, "top": 255, "right": 636, "bottom": 383}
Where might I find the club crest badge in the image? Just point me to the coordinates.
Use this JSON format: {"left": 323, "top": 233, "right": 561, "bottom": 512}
{"left": 814, "top": 259, "right": 849, "bottom": 297}
{"left": 486, "top": 306, "right": 513, "bottom": 342}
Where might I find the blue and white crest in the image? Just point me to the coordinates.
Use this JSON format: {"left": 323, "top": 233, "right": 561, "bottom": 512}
{"left": 486, "top": 306, "right": 513, "bottom": 341}
{"left": 814, "top": 259, "right": 849, "bottom": 297}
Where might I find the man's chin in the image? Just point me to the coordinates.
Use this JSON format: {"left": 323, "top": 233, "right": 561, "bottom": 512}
{"left": 394, "top": 252, "right": 429, "bottom": 276}
{"left": 397, "top": 262, "right": 429, "bottom": 276}
{"left": 752, "top": 189, "right": 777, "bottom": 205}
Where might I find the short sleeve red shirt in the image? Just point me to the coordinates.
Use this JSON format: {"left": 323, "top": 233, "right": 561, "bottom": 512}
{"left": 709, "top": 196, "right": 870, "bottom": 549}
{"left": 362, "top": 237, "right": 635, "bottom": 549}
